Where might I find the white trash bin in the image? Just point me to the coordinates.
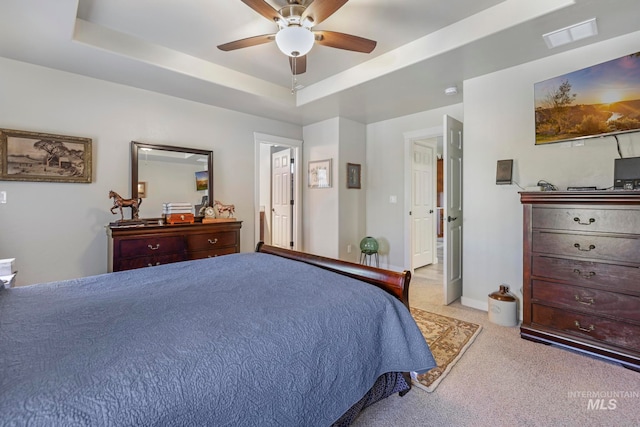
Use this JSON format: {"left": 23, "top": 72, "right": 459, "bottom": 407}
{"left": 488, "top": 285, "right": 519, "bottom": 327}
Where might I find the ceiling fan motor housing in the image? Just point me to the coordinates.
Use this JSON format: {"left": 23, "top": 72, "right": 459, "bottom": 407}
{"left": 278, "top": 4, "right": 312, "bottom": 27}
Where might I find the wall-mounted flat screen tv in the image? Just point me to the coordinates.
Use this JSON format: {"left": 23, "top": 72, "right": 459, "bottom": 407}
{"left": 534, "top": 52, "right": 640, "bottom": 145}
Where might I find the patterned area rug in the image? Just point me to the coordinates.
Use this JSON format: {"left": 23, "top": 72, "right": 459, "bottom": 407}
{"left": 410, "top": 307, "right": 482, "bottom": 392}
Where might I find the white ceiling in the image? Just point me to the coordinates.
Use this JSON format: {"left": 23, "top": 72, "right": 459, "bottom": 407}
{"left": 1, "top": 0, "right": 639, "bottom": 126}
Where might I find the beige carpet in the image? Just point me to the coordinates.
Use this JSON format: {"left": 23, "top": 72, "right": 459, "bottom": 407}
{"left": 410, "top": 307, "right": 482, "bottom": 392}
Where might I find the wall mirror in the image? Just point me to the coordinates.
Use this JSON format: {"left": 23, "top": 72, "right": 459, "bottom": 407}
{"left": 131, "top": 141, "right": 213, "bottom": 219}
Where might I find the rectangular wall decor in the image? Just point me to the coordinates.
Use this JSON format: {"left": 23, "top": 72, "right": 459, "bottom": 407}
{"left": 347, "top": 163, "right": 361, "bottom": 189}
{"left": 496, "top": 159, "right": 513, "bottom": 185}
{"left": 0, "top": 128, "right": 92, "bottom": 183}
{"left": 308, "top": 159, "right": 332, "bottom": 188}
{"left": 534, "top": 51, "right": 640, "bottom": 145}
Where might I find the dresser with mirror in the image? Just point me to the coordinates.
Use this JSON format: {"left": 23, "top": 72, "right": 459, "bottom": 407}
{"left": 108, "top": 141, "right": 241, "bottom": 272}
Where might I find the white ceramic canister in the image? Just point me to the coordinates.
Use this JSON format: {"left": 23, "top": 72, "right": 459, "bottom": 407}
{"left": 488, "top": 285, "right": 519, "bottom": 327}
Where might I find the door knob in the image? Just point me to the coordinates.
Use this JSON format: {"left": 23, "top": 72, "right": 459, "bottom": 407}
{"left": 447, "top": 216, "right": 458, "bottom": 222}
{"left": 429, "top": 209, "right": 434, "bottom": 213}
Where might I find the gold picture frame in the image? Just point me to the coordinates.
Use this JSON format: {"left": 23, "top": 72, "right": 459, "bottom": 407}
{"left": 0, "top": 128, "right": 92, "bottom": 183}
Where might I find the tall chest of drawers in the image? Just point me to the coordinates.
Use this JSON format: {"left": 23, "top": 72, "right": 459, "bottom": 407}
{"left": 108, "top": 221, "right": 242, "bottom": 272}
{"left": 520, "top": 191, "right": 640, "bottom": 371}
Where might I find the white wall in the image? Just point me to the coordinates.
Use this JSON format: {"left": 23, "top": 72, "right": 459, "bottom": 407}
{"left": 338, "top": 118, "right": 366, "bottom": 263}
{"left": 365, "top": 104, "right": 464, "bottom": 271}
{"left": 0, "top": 57, "right": 302, "bottom": 286}
{"left": 462, "top": 30, "right": 640, "bottom": 310}
{"left": 302, "top": 118, "right": 340, "bottom": 257}
{"left": 302, "top": 117, "right": 366, "bottom": 260}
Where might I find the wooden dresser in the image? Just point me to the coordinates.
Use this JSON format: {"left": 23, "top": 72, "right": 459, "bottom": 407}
{"left": 108, "top": 220, "right": 242, "bottom": 272}
{"left": 521, "top": 191, "right": 640, "bottom": 371}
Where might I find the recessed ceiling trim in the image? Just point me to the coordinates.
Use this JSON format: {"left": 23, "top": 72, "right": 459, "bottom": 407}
{"left": 542, "top": 18, "right": 598, "bottom": 48}
{"left": 296, "top": 0, "right": 576, "bottom": 106}
{"left": 72, "top": 19, "right": 292, "bottom": 102}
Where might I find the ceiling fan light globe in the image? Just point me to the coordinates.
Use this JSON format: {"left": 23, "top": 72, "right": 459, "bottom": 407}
{"left": 275, "top": 26, "right": 314, "bottom": 57}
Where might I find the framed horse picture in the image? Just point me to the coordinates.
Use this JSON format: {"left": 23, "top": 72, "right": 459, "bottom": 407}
{"left": 0, "top": 128, "right": 92, "bottom": 183}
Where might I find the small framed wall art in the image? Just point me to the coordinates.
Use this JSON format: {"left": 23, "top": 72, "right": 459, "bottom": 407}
{"left": 0, "top": 128, "right": 92, "bottom": 183}
{"left": 308, "top": 159, "right": 332, "bottom": 188}
{"left": 347, "top": 163, "right": 361, "bottom": 189}
{"left": 195, "top": 170, "right": 209, "bottom": 191}
{"left": 137, "top": 181, "right": 147, "bottom": 198}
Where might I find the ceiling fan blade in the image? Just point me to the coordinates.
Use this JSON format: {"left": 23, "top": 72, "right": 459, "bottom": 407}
{"left": 289, "top": 55, "right": 307, "bottom": 75}
{"left": 241, "top": 0, "right": 284, "bottom": 22}
{"left": 217, "top": 34, "right": 275, "bottom": 51}
{"left": 302, "top": 0, "right": 349, "bottom": 26}
{"left": 314, "top": 31, "right": 376, "bottom": 53}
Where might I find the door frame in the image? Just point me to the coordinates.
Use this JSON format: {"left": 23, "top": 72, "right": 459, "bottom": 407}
{"left": 403, "top": 126, "right": 441, "bottom": 273}
{"left": 254, "top": 132, "right": 303, "bottom": 250}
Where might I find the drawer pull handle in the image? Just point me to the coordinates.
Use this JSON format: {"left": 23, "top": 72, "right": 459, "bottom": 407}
{"left": 148, "top": 244, "right": 160, "bottom": 250}
{"left": 572, "top": 269, "right": 596, "bottom": 279}
{"left": 574, "top": 321, "right": 595, "bottom": 333}
{"left": 574, "top": 243, "right": 595, "bottom": 252}
{"left": 573, "top": 217, "right": 595, "bottom": 226}
{"left": 574, "top": 295, "right": 595, "bottom": 306}
{"left": 147, "top": 262, "right": 160, "bottom": 267}
{"left": 208, "top": 238, "right": 218, "bottom": 245}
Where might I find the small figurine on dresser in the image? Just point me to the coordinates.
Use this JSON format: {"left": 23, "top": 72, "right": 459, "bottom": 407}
{"left": 214, "top": 200, "right": 235, "bottom": 218}
{"left": 109, "top": 190, "right": 142, "bottom": 221}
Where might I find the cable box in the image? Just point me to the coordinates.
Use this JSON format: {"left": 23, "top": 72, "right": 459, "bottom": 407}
{"left": 614, "top": 157, "right": 640, "bottom": 189}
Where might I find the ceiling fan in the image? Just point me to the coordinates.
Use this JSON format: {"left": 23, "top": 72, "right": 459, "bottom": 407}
{"left": 217, "top": 0, "right": 377, "bottom": 76}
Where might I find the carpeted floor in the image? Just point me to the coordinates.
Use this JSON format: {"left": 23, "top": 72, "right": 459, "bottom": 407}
{"left": 410, "top": 307, "right": 481, "bottom": 392}
{"left": 351, "top": 263, "right": 640, "bottom": 427}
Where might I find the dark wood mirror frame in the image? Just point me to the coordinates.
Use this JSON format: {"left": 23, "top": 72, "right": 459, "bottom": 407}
{"left": 130, "top": 141, "right": 214, "bottom": 213}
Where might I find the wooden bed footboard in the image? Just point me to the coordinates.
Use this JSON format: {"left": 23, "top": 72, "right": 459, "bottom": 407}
{"left": 255, "top": 243, "right": 411, "bottom": 309}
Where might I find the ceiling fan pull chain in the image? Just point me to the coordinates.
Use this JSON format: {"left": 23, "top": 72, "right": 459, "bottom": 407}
{"left": 291, "top": 57, "right": 296, "bottom": 93}
{"left": 291, "top": 55, "right": 298, "bottom": 94}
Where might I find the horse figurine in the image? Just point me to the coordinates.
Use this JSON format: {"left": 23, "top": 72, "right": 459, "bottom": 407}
{"left": 109, "top": 190, "right": 142, "bottom": 221}
{"left": 214, "top": 200, "right": 235, "bottom": 218}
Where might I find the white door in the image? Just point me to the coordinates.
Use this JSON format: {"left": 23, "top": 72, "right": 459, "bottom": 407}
{"left": 443, "top": 115, "right": 463, "bottom": 305}
{"left": 271, "top": 150, "right": 291, "bottom": 248}
{"left": 411, "top": 141, "right": 436, "bottom": 268}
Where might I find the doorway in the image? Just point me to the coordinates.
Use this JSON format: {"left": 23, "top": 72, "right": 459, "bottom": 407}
{"left": 410, "top": 138, "right": 438, "bottom": 269}
{"left": 253, "top": 133, "right": 303, "bottom": 251}
{"left": 404, "top": 126, "right": 441, "bottom": 273}
{"left": 403, "top": 115, "right": 464, "bottom": 305}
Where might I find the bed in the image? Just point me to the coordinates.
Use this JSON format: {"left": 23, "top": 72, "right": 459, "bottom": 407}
{"left": 0, "top": 243, "right": 435, "bottom": 426}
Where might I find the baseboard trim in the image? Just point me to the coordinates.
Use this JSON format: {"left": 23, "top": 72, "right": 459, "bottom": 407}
{"left": 461, "top": 296, "right": 488, "bottom": 312}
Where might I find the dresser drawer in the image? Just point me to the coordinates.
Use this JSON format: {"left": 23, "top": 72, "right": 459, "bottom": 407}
{"left": 532, "top": 280, "right": 640, "bottom": 323}
{"left": 114, "top": 253, "right": 186, "bottom": 271}
{"left": 186, "top": 231, "right": 238, "bottom": 251}
{"left": 532, "top": 207, "right": 640, "bottom": 234}
{"left": 117, "top": 235, "right": 185, "bottom": 258}
{"left": 187, "top": 246, "right": 238, "bottom": 260}
{"left": 532, "top": 256, "right": 640, "bottom": 294}
{"left": 532, "top": 304, "right": 640, "bottom": 351}
{"left": 532, "top": 231, "right": 640, "bottom": 264}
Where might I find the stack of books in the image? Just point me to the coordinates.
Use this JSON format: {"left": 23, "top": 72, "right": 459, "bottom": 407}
{"left": 163, "top": 202, "right": 195, "bottom": 224}
{"left": 0, "top": 258, "right": 16, "bottom": 289}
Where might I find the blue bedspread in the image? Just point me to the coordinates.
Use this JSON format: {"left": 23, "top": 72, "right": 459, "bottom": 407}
{"left": 0, "top": 252, "right": 435, "bottom": 426}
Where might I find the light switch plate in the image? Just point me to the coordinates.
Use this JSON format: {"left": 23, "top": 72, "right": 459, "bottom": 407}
{"left": 0, "top": 191, "right": 6, "bottom": 204}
